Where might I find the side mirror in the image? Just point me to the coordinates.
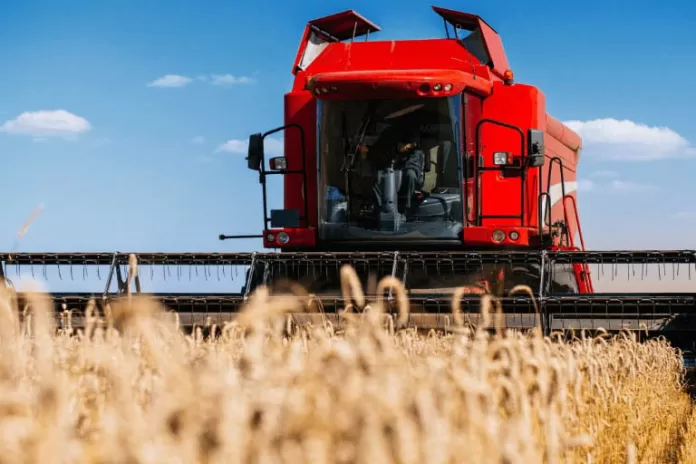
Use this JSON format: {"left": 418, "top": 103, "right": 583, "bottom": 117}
{"left": 247, "top": 133, "right": 264, "bottom": 171}
{"left": 527, "top": 129, "right": 545, "bottom": 167}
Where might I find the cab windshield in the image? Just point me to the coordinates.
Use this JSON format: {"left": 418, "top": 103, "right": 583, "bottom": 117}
{"left": 317, "top": 95, "right": 463, "bottom": 242}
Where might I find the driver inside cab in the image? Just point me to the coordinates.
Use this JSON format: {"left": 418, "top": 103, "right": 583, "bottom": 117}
{"left": 358, "top": 128, "right": 425, "bottom": 211}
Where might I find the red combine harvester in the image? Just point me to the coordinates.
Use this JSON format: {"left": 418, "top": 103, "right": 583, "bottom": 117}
{"left": 2, "top": 6, "right": 696, "bottom": 352}
{"left": 236, "top": 6, "right": 593, "bottom": 299}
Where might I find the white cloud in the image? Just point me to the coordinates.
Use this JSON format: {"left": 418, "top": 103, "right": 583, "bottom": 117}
{"left": 210, "top": 74, "right": 255, "bottom": 85}
{"left": 216, "top": 139, "right": 246, "bottom": 153}
{"left": 147, "top": 74, "right": 193, "bottom": 88}
{"left": 190, "top": 136, "right": 205, "bottom": 144}
{"left": 609, "top": 179, "right": 656, "bottom": 192}
{"left": 578, "top": 176, "right": 653, "bottom": 193}
{"left": 591, "top": 170, "right": 619, "bottom": 178}
{"left": 216, "top": 137, "right": 283, "bottom": 156}
{"left": 577, "top": 176, "right": 654, "bottom": 194}
{"left": 147, "top": 73, "right": 255, "bottom": 88}
{"left": 563, "top": 118, "right": 696, "bottom": 161}
{"left": 0, "top": 109, "right": 91, "bottom": 138}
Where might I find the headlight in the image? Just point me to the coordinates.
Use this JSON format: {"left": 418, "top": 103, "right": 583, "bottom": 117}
{"left": 492, "top": 230, "right": 505, "bottom": 243}
{"left": 277, "top": 232, "right": 290, "bottom": 245}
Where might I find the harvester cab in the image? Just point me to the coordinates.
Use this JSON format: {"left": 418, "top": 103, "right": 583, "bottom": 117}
{"left": 240, "top": 6, "right": 591, "bottom": 299}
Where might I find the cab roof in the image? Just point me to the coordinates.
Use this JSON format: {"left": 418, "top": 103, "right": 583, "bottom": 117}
{"left": 291, "top": 6, "right": 511, "bottom": 82}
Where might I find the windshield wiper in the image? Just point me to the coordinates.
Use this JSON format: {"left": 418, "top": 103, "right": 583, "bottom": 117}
{"left": 342, "top": 102, "right": 375, "bottom": 172}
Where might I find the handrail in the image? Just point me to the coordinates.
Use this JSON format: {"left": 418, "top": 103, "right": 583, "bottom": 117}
{"left": 539, "top": 156, "right": 594, "bottom": 293}
{"left": 544, "top": 156, "right": 570, "bottom": 247}
{"left": 562, "top": 194, "right": 586, "bottom": 251}
{"left": 562, "top": 193, "right": 593, "bottom": 292}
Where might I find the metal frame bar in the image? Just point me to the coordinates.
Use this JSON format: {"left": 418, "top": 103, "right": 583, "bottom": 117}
{"left": 2, "top": 250, "right": 696, "bottom": 269}
{"left": 220, "top": 122, "right": 309, "bottom": 241}
{"left": 258, "top": 123, "right": 309, "bottom": 231}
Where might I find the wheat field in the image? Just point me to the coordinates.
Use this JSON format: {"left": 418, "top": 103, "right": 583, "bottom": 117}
{"left": 1, "top": 266, "right": 696, "bottom": 464}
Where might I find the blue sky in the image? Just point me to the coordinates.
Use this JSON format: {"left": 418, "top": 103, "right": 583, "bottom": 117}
{"left": 2, "top": 0, "right": 696, "bottom": 267}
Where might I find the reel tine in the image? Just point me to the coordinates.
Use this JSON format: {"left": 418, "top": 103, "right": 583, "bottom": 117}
{"left": 4, "top": 250, "right": 695, "bottom": 349}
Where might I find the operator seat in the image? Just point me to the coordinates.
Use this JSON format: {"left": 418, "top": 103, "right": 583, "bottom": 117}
{"left": 418, "top": 137, "right": 441, "bottom": 193}
{"left": 418, "top": 137, "right": 457, "bottom": 192}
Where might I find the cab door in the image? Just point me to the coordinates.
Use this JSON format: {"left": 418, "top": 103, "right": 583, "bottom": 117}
{"left": 474, "top": 117, "right": 527, "bottom": 228}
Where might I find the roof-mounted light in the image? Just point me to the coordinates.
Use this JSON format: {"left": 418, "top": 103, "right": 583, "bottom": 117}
{"left": 312, "top": 85, "right": 336, "bottom": 96}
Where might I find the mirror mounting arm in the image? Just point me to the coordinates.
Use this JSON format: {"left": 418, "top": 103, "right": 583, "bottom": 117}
{"left": 243, "top": 123, "right": 309, "bottom": 232}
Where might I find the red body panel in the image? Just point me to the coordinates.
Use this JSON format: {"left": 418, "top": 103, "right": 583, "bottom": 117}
{"left": 263, "top": 6, "right": 589, "bottom": 290}
{"left": 283, "top": 91, "right": 317, "bottom": 228}
{"left": 308, "top": 68, "right": 492, "bottom": 99}
{"left": 477, "top": 82, "right": 544, "bottom": 228}
{"left": 294, "top": 39, "right": 496, "bottom": 89}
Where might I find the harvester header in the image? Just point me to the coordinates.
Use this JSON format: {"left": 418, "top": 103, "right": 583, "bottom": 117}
{"left": 3, "top": 6, "right": 696, "bottom": 360}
